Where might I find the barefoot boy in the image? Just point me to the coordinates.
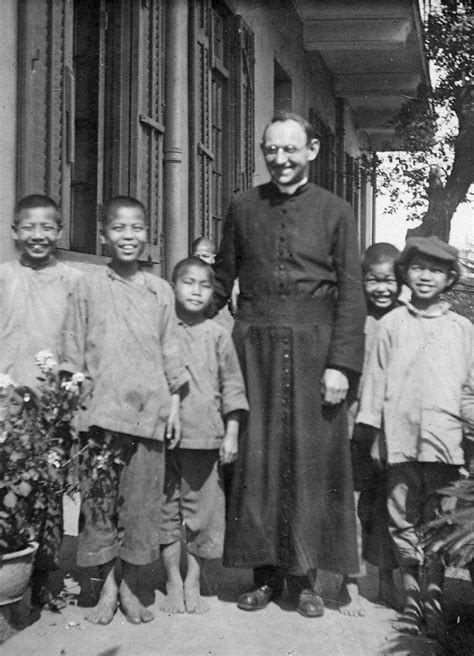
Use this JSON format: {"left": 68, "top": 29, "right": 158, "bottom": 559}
{"left": 340, "top": 243, "right": 400, "bottom": 617}
{"left": 60, "top": 196, "right": 189, "bottom": 625}
{"left": 159, "top": 257, "right": 248, "bottom": 614}
{"left": 358, "top": 236, "right": 474, "bottom": 638}
{"left": 0, "top": 194, "right": 81, "bottom": 610}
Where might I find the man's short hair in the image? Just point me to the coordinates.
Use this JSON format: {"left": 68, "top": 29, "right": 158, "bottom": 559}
{"left": 104, "top": 196, "right": 147, "bottom": 225}
{"left": 362, "top": 242, "right": 400, "bottom": 274}
{"left": 262, "top": 111, "right": 317, "bottom": 144}
{"left": 14, "top": 194, "right": 61, "bottom": 226}
{"left": 172, "top": 256, "right": 215, "bottom": 285}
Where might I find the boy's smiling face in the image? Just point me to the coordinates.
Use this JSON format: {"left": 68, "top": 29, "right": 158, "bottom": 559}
{"left": 102, "top": 206, "right": 147, "bottom": 264}
{"left": 13, "top": 207, "right": 62, "bottom": 266}
{"left": 405, "top": 254, "right": 455, "bottom": 306}
{"left": 364, "top": 261, "right": 399, "bottom": 311}
{"left": 174, "top": 263, "right": 213, "bottom": 317}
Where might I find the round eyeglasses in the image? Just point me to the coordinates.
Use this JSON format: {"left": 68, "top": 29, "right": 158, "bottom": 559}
{"left": 262, "top": 144, "right": 306, "bottom": 158}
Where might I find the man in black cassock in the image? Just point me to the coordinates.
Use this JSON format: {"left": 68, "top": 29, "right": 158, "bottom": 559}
{"left": 213, "top": 111, "right": 366, "bottom": 617}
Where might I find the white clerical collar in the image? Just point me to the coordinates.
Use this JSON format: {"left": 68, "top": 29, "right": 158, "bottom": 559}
{"left": 275, "top": 177, "right": 308, "bottom": 196}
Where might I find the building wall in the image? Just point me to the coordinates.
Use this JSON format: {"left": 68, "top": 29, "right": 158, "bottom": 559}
{"left": 0, "top": 0, "right": 18, "bottom": 263}
{"left": 0, "top": 0, "right": 374, "bottom": 268}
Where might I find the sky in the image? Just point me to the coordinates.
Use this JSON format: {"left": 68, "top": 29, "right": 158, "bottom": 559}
{"left": 375, "top": 186, "right": 474, "bottom": 252}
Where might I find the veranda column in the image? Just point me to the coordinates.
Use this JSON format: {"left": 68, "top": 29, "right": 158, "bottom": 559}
{"left": 164, "top": 0, "right": 189, "bottom": 280}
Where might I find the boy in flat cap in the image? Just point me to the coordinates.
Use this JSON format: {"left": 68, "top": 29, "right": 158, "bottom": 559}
{"left": 358, "top": 236, "right": 474, "bottom": 639}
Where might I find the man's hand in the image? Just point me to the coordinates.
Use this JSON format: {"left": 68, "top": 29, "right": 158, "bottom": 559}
{"left": 166, "top": 393, "right": 181, "bottom": 449}
{"left": 320, "top": 368, "right": 349, "bottom": 405}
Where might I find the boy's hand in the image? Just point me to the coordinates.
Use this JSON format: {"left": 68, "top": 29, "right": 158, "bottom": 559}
{"left": 219, "top": 432, "right": 238, "bottom": 464}
{"left": 166, "top": 394, "right": 181, "bottom": 449}
{"left": 321, "top": 368, "right": 349, "bottom": 405}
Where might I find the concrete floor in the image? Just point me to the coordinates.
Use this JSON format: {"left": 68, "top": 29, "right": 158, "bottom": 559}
{"left": 1, "top": 499, "right": 474, "bottom": 656}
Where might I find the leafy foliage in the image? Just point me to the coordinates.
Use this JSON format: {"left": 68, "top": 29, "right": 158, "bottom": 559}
{"left": 0, "top": 357, "right": 83, "bottom": 553}
{"left": 377, "top": 0, "right": 473, "bottom": 226}
{"left": 423, "top": 478, "right": 474, "bottom": 568}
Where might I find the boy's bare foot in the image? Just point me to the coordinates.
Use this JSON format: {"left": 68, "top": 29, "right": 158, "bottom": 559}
{"left": 338, "top": 578, "right": 365, "bottom": 617}
{"left": 160, "top": 582, "right": 185, "bottom": 614}
{"left": 184, "top": 581, "right": 210, "bottom": 614}
{"left": 85, "top": 579, "right": 118, "bottom": 625}
{"left": 119, "top": 579, "right": 154, "bottom": 624}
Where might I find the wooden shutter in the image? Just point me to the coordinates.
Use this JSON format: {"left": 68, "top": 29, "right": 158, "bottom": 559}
{"left": 129, "top": 0, "right": 166, "bottom": 266}
{"left": 17, "top": 0, "right": 69, "bottom": 211}
{"left": 233, "top": 15, "right": 255, "bottom": 194}
{"left": 190, "top": 0, "right": 213, "bottom": 240}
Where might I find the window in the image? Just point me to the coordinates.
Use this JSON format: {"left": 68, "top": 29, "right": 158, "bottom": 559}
{"left": 189, "top": 0, "right": 255, "bottom": 248}
{"left": 308, "top": 108, "right": 336, "bottom": 192}
{"left": 274, "top": 61, "right": 292, "bottom": 112}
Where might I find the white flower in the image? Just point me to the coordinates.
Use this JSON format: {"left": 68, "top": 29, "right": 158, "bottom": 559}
{"left": 35, "top": 350, "right": 58, "bottom": 373}
{"left": 0, "top": 373, "right": 16, "bottom": 390}
{"left": 71, "top": 372, "right": 85, "bottom": 385}
{"left": 61, "top": 371, "right": 85, "bottom": 393}
{"left": 47, "top": 450, "right": 62, "bottom": 469}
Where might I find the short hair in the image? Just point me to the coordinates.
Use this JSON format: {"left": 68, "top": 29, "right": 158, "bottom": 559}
{"left": 172, "top": 256, "right": 215, "bottom": 285}
{"left": 14, "top": 194, "right": 61, "bottom": 226}
{"left": 362, "top": 243, "right": 400, "bottom": 274}
{"left": 191, "top": 236, "right": 216, "bottom": 254}
{"left": 104, "top": 196, "right": 147, "bottom": 225}
{"left": 262, "top": 111, "right": 317, "bottom": 144}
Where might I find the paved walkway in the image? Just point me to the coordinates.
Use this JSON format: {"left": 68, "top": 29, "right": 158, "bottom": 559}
{"left": 1, "top": 499, "right": 473, "bottom": 656}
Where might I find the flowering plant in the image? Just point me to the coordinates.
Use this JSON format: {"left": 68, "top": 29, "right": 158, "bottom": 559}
{"left": 0, "top": 353, "right": 84, "bottom": 553}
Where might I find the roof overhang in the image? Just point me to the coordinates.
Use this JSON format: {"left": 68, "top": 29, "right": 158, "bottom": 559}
{"left": 293, "top": 0, "right": 430, "bottom": 151}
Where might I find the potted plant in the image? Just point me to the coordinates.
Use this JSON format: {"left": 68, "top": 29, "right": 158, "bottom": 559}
{"left": 0, "top": 353, "right": 83, "bottom": 606}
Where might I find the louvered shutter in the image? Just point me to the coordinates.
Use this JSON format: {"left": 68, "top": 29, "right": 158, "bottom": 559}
{"left": 233, "top": 15, "right": 255, "bottom": 194}
{"left": 17, "top": 0, "right": 69, "bottom": 214}
{"left": 190, "top": 0, "right": 213, "bottom": 240}
{"left": 129, "top": 0, "right": 166, "bottom": 266}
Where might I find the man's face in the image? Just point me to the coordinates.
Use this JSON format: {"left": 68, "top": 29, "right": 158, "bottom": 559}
{"left": 261, "top": 119, "right": 319, "bottom": 187}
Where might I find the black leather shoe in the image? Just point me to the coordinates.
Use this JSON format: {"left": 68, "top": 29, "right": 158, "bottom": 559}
{"left": 297, "top": 589, "right": 325, "bottom": 618}
{"left": 237, "top": 585, "right": 278, "bottom": 611}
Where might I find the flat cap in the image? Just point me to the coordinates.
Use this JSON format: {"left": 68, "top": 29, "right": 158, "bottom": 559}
{"left": 398, "top": 236, "right": 459, "bottom": 267}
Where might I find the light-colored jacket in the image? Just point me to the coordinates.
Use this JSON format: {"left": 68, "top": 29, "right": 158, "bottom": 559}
{"left": 357, "top": 302, "right": 474, "bottom": 465}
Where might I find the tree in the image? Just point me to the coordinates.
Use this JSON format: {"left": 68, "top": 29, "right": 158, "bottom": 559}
{"left": 377, "top": 0, "right": 473, "bottom": 240}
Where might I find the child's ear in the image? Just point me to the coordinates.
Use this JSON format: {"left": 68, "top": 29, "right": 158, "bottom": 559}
{"left": 99, "top": 227, "right": 107, "bottom": 245}
{"left": 11, "top": 223, "right": 18, "bottom": 241}
{"left": 446, "top": 270, "right": 457, "bottom": 289}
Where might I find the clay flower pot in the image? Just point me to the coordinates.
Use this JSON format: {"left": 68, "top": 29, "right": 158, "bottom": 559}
{"left": 0, "top": 542, "right": 38, "bottom": 606}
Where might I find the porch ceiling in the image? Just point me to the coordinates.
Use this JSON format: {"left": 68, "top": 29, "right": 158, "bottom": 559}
{"left": 293, "top": 0, "right": 429, "bottom": 151}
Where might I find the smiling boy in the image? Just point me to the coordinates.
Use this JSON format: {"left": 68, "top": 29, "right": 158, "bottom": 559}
{"left": 159, "top": 257, "right": 248, "bottom": 615}
{"left": 358, "top": 236, "right": 474, "bottom": 638}
{"left": 0, "top": 194, "right": 82, "bottom": 610}
{"left": 60, "top": 196, "right": 189, "bottom": 625}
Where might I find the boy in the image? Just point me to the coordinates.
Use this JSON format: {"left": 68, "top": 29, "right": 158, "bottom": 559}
{"left": 192, "top": 236, "right": 216, "bottom": 265}
{"left": 0, "top": 194, "right": 82, "bottom": 610}
{"left": 358, "top": 236, "right": 474, "bottom": 637}
{"left": 340, "top": 243, "right": 400, "bottom": 617}
{"left": 192, "top": 236, "right": 236, "bottom": 331}
{"left": 60, "top": 196, "right": 189, "bottom": 625}
{"left": 159, "top": 257, "right": 248, "bottom": 614}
